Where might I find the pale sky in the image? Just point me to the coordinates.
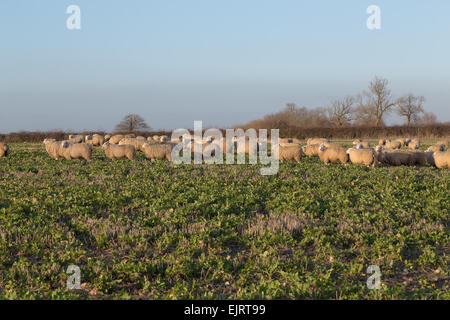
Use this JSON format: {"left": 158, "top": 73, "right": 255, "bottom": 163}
{"left": 1, "top": 0, "right": 449, "bottom": 133}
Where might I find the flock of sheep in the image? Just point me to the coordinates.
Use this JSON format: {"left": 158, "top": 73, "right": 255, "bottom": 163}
{"left": 0, "top": 134, "right": 449, "bottom": 169}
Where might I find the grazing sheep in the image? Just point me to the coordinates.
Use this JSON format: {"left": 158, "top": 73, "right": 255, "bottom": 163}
{"left": 324, "top": 142, "right": 345, "bottom": 149}
{"left": 306, "top": 138, "right": 328, "bottom": 145}
{"left": 301, "top": 144, "right": 320, "bottom": 157}
{"left": 408, "top": 140, "right": 420, "bottom": 150}
{"left": 68, "top": 134, "right": 84, "bottom": 143}
{"left": 433, "top": 151, "right": 450, "bottom": 169}
{"left": 426, "top": 144, "right": 445, "bottom": 153}
{"left": 160, "top": 135, "right": 169, "bottom": 143}
{"left": 141, "top": 143, "right": 172, "bottom": 161}
{"left": 380, "top": 150, "right": 411, "bottom": 166}
{"left": 318, "top": 144, "right": 348, "bottom": 164}
{"left": 102, "top": 142, "right": 136, "bottom": 160}
{"left": 385, "top": 140, "right": 402, "bottom": 150}
{"left": 354, "top": 141, "right": 370, "bottom": 149}
{"left": 436, "top": 140, "right": 448, "bottom": 149}
{"left": 279, "top": 144, "right": 302, "bottom": 163}
{"left": 43, "top": 139, "right": 66, "bottom": 159}
{"left": 378, "top": 139, "right": 386, "bottom": 146}
{"left": 85, "top": 134, "right": 105, "bottom": 146}
{"left": 0, "top": 142, "right": 10, "bottom": 158}
{"left": 152, "top": 135, "right": 160, "bottom": 141}
{"left": 406, "top": 150, "right": 427, "bottom": 166}
{"left": 119, "top": 138, "right": 146, "bottom": 152}
{"left": 104, "top": 134, "right": 111, "bottom": 141}
{"left": 396, "top": 138, "right": 407, "bottom": 147}
{"left": 59, "top": 142, "right": 92, "bottom": 161}
{"left": 124, "top": 134, "right": 135, "bottom": 138}
{"left": 346, "top": 147, "right": 377, "bottom": 167}
{"left": 109, "top": 135, "right": 124, "bottom": 144}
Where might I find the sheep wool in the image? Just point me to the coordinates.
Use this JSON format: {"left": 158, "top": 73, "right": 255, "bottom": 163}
{"left": 433, "top": 151, "right": 450, "bottom": 169}
{"left": 60, "top": 142, "right": 92, "bottom": 161}
{"left": 426, "top": 144, "right": 445, "bottom": 153}
{"left": 0, "top": 142, "right": 10, "bottom": 158}
{"left": 278, "top": 144, "right": 302, "bottom": 163}
{"left": 102, "top": 142, "right": 136, "bottom": 160}
{"left": 109, "top": 135, "right": 125, "bottom": 144}
{"left": 68, "top": 134, "right": 84, "bottom": 144}
{"left": 346, "top": 147, "right": 377, "bottom": 167}
{"left": 301, "top": 144, "right": 320, "bottom": 157}
{"left": 141, "top": 143, "right": 173, "bottom": 161}
{"left": 318, "top": 144, "right": 348, "bottom": 164}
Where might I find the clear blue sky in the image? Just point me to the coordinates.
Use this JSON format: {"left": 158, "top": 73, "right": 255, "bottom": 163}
{"left": 1, "top": 0, "right": 449, "bottom": 132}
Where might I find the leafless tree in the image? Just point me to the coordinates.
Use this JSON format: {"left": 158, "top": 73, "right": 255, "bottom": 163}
{"left": 327, "top": 96, "right": 354, "bottom": 127}
{"left": 356, "top": 77, "right": 398, "bottom": 126}
{"left": 114, "top": 114, "right": 150, "bottom": 133}
{"left": 416, "top": 111, "right": 437, "bottom": 126}
{"left": 396, "top": 94, "right": 425, "bottom": 126}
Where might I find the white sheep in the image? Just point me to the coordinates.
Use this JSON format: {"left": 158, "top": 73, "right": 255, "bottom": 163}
{"left": 141, "top": 143, "right": 172, "bottom": 161}
{"left": 301, "top": 144, "right": 320, "bottom": 157}
{"left": 346, "top": 147, "right": 377, "bottom": 167}
{"left": 85, "top": 134, "right": 105, "bottom": 146}
{"left": 119, "top": 137, "right": 146, "bottom": 152}
{"left": 68, "top": 134, "right": 84, "bottom": 143}
{"left": 306, "top": 138, "right": 328, "bottom": 145}
{"left": 433, "top": 151, "right": 450, "bottom": 169}
{"left": 318, "top": 144, "right": 348, "bottom": 164}
{"left": 102, "top": 142, "right": 136, "bottom": 160}
{"left": 109, "top": 135, "right": 124, "bottom": 144}
{"left": 278, "top": 144, "right": 302, "bottom": 163}
{"left": 426, "top": 144, "right": 445, "bottom": 153}
{"left": 59, "top": 141, "right": 92, "bottom": 161}
{"left": 385, "top": 140, "right": 402, "bottom": 150}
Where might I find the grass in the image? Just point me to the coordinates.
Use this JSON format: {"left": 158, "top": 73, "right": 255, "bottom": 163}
{"left": 0, "top": 142, "right": 448, "bottom": 299}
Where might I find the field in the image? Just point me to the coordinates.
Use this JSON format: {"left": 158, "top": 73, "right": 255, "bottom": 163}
{"left": 0, "top": 141, "right": 448, "bottom": 299}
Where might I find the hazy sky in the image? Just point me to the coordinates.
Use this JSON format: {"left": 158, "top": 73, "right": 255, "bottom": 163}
{"left": 1, "top": 0, "right": 449, "bottom": 133}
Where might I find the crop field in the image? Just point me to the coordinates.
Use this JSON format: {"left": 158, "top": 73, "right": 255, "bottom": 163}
{"left": 0, "top": 141, "right": 448, "bottom": 299}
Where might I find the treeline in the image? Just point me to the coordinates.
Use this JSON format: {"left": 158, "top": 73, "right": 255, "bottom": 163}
{"left": 1, "top": 124, "right": 449, "bottom": 143}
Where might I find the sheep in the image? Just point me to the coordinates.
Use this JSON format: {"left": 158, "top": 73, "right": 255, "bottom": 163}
{"left": 436, "top": 140, "right": 448, "bottom": 149}
{"left": 152, "top": 135, "right": 160, "bottom": 141}
{"left": 408, "top": 140, "right": 420, "bottom": 150}
{"left": 396, "top": 138, "right": 407, "bottom": 147}
{"left": 353, "top": 141, "right": 370, "bottom": 149}
{"left": 119, "top": 138, "right": 146, "bottom": 152}
{"left": 0, "top": 142, "right": 10, "bottom": 158}
{"left": 124, "top": 134, "right": 135, "bottom": 139}
{"left": 346, "top": 147, "right": 377, "bottom": 167}
{"left": 136, "top": 136, "right": 146, "bottom": 141}
{"left": 43, "top": 139, "right": 67, "bottom": 159}
{"left": 301, "top": 144, "right": 320, "bottom": 157}
{"left": 378, "top": 139, "right": 386, "bottom": 146}
{"left": 318, "top": 144, "right": 348, "bottom": 164}
{"left": 426, "top": 144, "right": 445, "bottom": 153}
{"left": 406, "top": 150, "right": 427, "bottom": 166}
{"left": 141, "top": 142, "right": 173, "bottom": 161}
{"left": 109, "top": 135, "right": 124, "bottom": 144}
{"left": 278, "top": 144, "right": 302, "bottom": 163}
{"left": 433, "top": 151, "right": 450, "bottom": 169}
{"left": 380, "top": 150, "right": 412, "bottom": 166}
{"left": 385, "top": 140, "right": 402, "bottom": 150}
{"left": 85, "top": 134, "right": 105, "bottom": 146}
{"left": 160, "top": 135, "right": 169, "bottom": 143}
{"left": 59, "top": 141, "right": 92, "bottom": 161}
{"left": 102, "top": 142, "right": 136, "bottom": 160}
{"left": 68, "top": 134, "right": 84, "bottom": 144}
{"left": 104, "top": 134, "right": 111, "bottom": 141}
{"left": 307, "top": 138, "right": 328, "bottom": 145}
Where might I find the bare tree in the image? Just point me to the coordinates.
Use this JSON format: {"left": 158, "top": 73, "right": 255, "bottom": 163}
{"left": 416, "top": 111, "right": 437, "bottom": 126}
{"left": 114, "top": 114, "right": 150, "bottom": 133}
{"left": 356, "top": 77, "right": 398, "bottom": 126}
{"left": 397, "top": 94, "right": 425, "bottom": 126}
{"left": 328, "top": 96, "right": 354, "bottom": 127}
